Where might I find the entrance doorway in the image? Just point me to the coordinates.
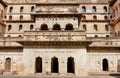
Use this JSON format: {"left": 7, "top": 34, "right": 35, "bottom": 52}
{"left": 5, "top": 58, "right": 11, "bottom": 72}
{"left": 67, "top": 57, "right": 75, "bottom": 73}
{"left": 102, "top": 58, "right": 109, "bottom": 71}
{"left": 35, "top": 57, "right": 42, "bottom": 73}
{"left": 51, "top": 57, "right": 58, "bottom": 73}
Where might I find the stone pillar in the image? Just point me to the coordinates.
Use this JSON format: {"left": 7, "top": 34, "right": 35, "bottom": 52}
{"left": 49, "top": 28, "right": 52, "bottom": 31}
{"left": 61, "top": 28, "right": 65, "bottom": 31}
{"left": 43, "top": 60, "right": 51, "bottom": 75}
{"left": 59, "top": 60, "right": 67, "bottom": 75}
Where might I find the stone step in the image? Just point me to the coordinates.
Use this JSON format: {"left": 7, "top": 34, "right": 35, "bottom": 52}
{"left": 0, "top": 75, "right": 119, "bottom": 78}
{"left": 89, "top": 72, "right": 120, "bottom": 76}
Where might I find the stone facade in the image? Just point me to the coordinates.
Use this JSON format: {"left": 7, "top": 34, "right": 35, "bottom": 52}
{"left": 0, "top": 0, "right": 119, "bottom": 77}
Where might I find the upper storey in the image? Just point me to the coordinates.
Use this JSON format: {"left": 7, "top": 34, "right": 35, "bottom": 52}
{"left": 0, "top": 0, "right": 7, "bottom": 24}
{"left": 3, "top": 0, "right": 109, "bottom": 4}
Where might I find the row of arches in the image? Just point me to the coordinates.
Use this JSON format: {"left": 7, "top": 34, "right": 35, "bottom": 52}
{"left": 82, "top": 15, "right": 108, "bottom": 20}
{"left": 83, "top": 24, "right": 109, "bottom": 31}
{"left": 82, "top": 6, "right": 107, "bottom": 13}
{"left": 35, "top": 57, "right": 75, "bottom": 73}
{"left": 3, "top": 57, "right": 120, "bottom": 73}
{"left": 8, "top": 23, "right": 74, "bottom": 31}
{"left": 9, "top": 6, "right": 35, "bottom": 13}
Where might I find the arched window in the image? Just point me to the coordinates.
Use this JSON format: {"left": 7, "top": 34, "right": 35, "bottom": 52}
{"left": 5, "top": 15, "right": 7, "bottom": 19}
{"left": 95, "top": 35, "right": 98, "bottom": 37}
{"left": 104, "top": 16, "right": 108, "bottom": 20}
{"left": 18, "top": 35, "right": 22, "bottom": 37}
{"left": 94, "top": 24, "right": 98, "bottom": 31}
{"left": 65, "top": 24, "right": 73, "bottom": 30}
{"left": 83, "top": 24, "right": 86, "bottom": 31}
{"left": 93, "top": 15, "right": 97, "bottom": 20}
{"left": 92, "top": 6, "right": 97, "bottom": 13}
{"left": 82, "top": 6, "right": 86, "bottom": 13}
{"left": 53, "top": 24, "right": 61, "bottom": 30}
{"left": 19, "top": 25, "right": 22, "bottom": 31}
{"left": 9, "top": 7, "right": 13, "bottom": 13}
{"left": 8, "top": 25, "right": 12, "bottom": 31}
{"left": 5, "top": 58, "right": 11, "bottom": 72}
{"left": 20, "top": 15, "right": 23, "bottom": 20}
{"left": 103, "top": 6, "right": 107, "bottom": 13}
{"left": 106, "top": 35, "right": 109, "bottom": 37}
{"left": 105, "top": 25, "right": 109, "bottom": 31}
{"left": 51, "top": 57, "right": 58, "bottom": 73}
{"left": 67, "top": 57, "right": 75, "bottom": 73}
{"left": 1, "top": 10, "right": 3, "bottom": 18}
{"left": 20, "top": 7, "right": 24, "bottom": 13}
{"left": 41, "top": 24, "right": 48, "bottom": 30}
{"left": 102, "top": 58, "right": 109, "bottom": 71}
{"left": 31, "top": 6, "right": 35, "bottom": 12}
{"left": 82, "top": 16, "right": 86, "bottom": 20}
{"left": 30, "top": 24, "right": 34, "bottom": 30}
{"left": 7, "top": 35, "right": 11, "bottom": 37}
{"left": 35, "top": 57, "right": 42, "bottom": 73}
{"left": 9, "top": 16, "right": 12, "bottom": 20}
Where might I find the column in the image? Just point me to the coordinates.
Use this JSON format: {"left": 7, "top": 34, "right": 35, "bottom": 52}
{"left": 59, "top": 60, "right": 67, "bottom": 75}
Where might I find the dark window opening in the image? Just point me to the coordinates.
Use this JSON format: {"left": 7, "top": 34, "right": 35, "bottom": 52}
{"left": 51, "top": 57, "right": 58, "bottom": 73}
{"left": 35, "top": 57, "right": 42, "bottom": 73}
{"left": 67, "top": 57, "right": 75, "bottom": 73}
{"left": 53, "top": 24, "right": 61, "bottom": 30}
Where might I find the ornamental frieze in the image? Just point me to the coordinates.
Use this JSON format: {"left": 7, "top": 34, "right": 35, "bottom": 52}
{"left": 24, "top": 35, "right": 85, "bottom": 41}
{"left": 36, "top": 5, "right": 78, "bottom": 12}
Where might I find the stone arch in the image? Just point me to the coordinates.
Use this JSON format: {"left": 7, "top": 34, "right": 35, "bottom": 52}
{"left": 92, "top": 6, "right": 97, "bottom": 13}
{"left": 20, "top": 6, "right": 24, "bottom": 13}
{"left": 83, "top": 24, "right": 86, "bottom": 31}
{"left": 41, "top": 24, "right": 48, "bottom": 30}
{"left": 65, "top": 23, "right": 73, "bottom": 30}
{"left": 9, "top": 7, "right": 13, "bottom": 13}
{"left": 103, "top": 6, "right": 107, "bottom": 12}
{"left": 8, "top": 25, "right": 12, "bottom": 31}
{"left": 102, "top": 58, "right": 109, "bottom": 71}
{"left": 35, "top": 57, "right": 42, "bottom": 73}
{"left": 51, "top": 57, "right": 58, "bottom": 73}
{"left": 5, "top": 57, "right": 11, "bottom": 72}
{"left": 93, "top": 15, "right": 97, "bottom": 20}
{"left": 82, "top": 6, "right": 86, "bottom": 13}
{"left": 94, "top": 24, "right": 98, "bottom": 31}
{"left": 30, "top": 24, "right": 34, "bottom": 30}
{"left": 19, "top": 25, "right": 22, "bottom": 31}
{"left": 31, "top": 6, "right": 35, "bottom": 12}
{"left": 67, "top": 57, "right": 75, "bottom": 73}
{"left": 53, "top": 24, "right": 61, "bottom": 30}
{"left": 9, "top": 15, "right": 12, "bottom": 20}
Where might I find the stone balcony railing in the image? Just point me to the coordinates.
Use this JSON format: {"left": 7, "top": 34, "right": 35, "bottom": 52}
{"left": 24, "top": 31, "right": 86, "bottom": 41}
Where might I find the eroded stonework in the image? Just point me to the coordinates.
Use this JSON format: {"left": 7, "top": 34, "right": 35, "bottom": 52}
{"left": 0, "top": 0, "right": 119, "bottom": 77}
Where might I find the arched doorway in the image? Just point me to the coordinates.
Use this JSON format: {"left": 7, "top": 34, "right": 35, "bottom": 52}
{"left": 102, "top": 58, "right": 109, "bottom": 71}
{"left": 53, "top": 24, "right": 61, "bottom": 30}
{"left": 51, "top": 57, "right": 58, "bottom": 73}
{"left": 67, "top": 57, "right": 75, "bottom": 73}
{"left": 35, "top": 57, "right": 42, "bottom": 73}
{"left": 5, "top": 58, "right": 11, "bottom": 72}
{"left": 117, "top": 60, "right": 120, "bottom": 72}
